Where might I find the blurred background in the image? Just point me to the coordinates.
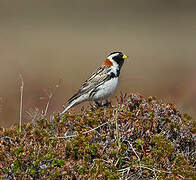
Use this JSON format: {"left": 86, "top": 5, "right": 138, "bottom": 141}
{"left": 0, "top": 0, "right": 195, "bottom": 127}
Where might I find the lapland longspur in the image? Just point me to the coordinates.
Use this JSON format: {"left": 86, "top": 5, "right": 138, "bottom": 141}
{"left": 59, "top": 51, "right": 127, "bottom": 117}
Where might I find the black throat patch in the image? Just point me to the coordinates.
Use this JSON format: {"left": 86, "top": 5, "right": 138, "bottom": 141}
{"left": 113, "top": 56, "right": 124, "bottom": 75}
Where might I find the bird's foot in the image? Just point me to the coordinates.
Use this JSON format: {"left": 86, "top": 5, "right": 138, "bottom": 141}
{"left": 95, "top": 101, "right": 103, "bottom": 107}
{"left": 95, "top": 100, "right": 112, "bottom": 108}
{"left": 90, "top": 100, "right": 112, "bottom": 112}
{"left": 102, "top": 99, "right": 112, "bottom": 108}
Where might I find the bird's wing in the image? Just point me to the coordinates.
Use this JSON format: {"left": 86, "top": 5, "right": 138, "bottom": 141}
{"left": 68, "top": 65, "right": 111, "bottom": 103}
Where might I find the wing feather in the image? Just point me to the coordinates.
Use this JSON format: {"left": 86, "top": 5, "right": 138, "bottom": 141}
{"left": 68, "top": 65, "right": 111, "bottom": 103}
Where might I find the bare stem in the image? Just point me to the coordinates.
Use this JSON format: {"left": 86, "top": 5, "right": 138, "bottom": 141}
{"left": 82, "top": 122, "right": 109, "bottom": 134}
{"left": 43, "top": 93, "right": 53, "bottom": 117}
{"left": 132, "top": 164, "right": 172, "bottom": 174}
{"left": 113, "top": 109, "right": 120, "bottom": 147}
{"left": 124, "top": 140, "right": 141, "bottom": 162}
{"left": 19, "top": 73, "right": 24, "bottom": 132}
{"left": 43, "top": 79, "right": 62, "bottom": 117}
{"left": 49, "top": 121, "right": 109, "bottom": 140}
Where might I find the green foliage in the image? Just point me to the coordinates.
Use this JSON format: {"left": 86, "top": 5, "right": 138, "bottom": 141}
{"left": 0, "top": 93, "right": 195, "bottom": 179}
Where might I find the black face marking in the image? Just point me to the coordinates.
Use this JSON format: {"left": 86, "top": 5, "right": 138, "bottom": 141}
{"left": 113, "top": 56, "right": 124, "bottom": 71}
{"left": 108, "top": 52, "right": 125, "bottom": 71}
{"left": 116, "top": 69, "right": 120, "bottom": 77}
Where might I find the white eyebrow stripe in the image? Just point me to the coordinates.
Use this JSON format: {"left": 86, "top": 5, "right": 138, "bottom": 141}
{"left": 107, "top": 53, "right": 119, "bottom": 59}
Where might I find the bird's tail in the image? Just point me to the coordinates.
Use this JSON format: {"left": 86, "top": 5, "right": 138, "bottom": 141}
{"left": 58, "top": 95, "right": 86, "bottom": 118}
{"left": 58, "top": 101, "right": 76, "bottom": 118}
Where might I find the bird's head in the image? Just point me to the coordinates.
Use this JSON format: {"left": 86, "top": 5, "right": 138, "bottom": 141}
{"left": 104, "top": 51, "right": 127, "bottom": 68}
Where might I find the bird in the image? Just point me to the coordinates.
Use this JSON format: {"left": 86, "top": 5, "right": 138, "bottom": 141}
{"left": 59, "top": 51, "right": 127, "bottom": 117}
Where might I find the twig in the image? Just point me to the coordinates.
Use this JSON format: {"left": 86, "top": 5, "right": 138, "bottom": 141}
{"left": 132, "top": 164, "right": 172, "bottom": 174}
{"left": 82, "top": 122, "right": 109, "bottom": 134}
{"left": 49, "top": 122, "right": 109, "bottom": 140}
{"left": 118, "top": 164, "right": 172, "bottom": 179}
{"left": 85, "top": 126, "right": 101, "bottom": 136}
{"left": 118, "top": 166, "right": 131, "bottom": 180}
{"left": 134, "top": 164, "right": 185, "bottom": 179}
{"left": 43, "top": 79, "right": 62, "bottom": 117}
{"left": 19, "top": 73, "right": 24, "bottom": 132}
{"left": 124, "top": 140, "right": 140, "bottom": 161}
{"left": 118, "top": 166, "right": 131, "bottom": 172}
{"left": 49, "top": 135, "right": 77, "bottom": 139}
{"left": 93, "top": 158, "right": 112, "bottom": 164}
{"left": 113, "top": 109, "right": 120, "bottom": 147}
{"left": 43, "top": 92, "right": 52, "bottom": 117}
{"left": 119, "top": 164, "right": 185, "bottom": 180}
{"left": 32, "top": 108, "right": 39, "bottom": 124}
{"left": 25, "top": 108, "right": 39, "bottom": 125}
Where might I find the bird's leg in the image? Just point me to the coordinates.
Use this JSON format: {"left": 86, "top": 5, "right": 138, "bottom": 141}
{"left": 103, "top": 99, "right": 112, "bottom": 107}
{"left": 95, "top": 100, "right": 103, "bottom": 107}
{"left": 90, "top": 101, "right": 103, "bottom": 112}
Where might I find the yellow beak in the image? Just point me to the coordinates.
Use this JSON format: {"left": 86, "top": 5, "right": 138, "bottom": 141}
{"left": 123, "top": 55, "right": 127, "bottom": 59}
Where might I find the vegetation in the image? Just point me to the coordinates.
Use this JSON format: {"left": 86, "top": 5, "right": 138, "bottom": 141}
{"left": 0, "top": 93, "right": 195, "bottom": 179}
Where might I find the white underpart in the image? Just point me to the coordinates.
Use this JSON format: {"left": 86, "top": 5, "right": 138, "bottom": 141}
{"left": 90, "top": 77, "right": 119, "bottom": 101}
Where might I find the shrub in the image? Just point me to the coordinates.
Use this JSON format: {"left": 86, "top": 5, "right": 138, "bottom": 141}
{"left": 0, "top": 93, "right": 195, "bottom": 179}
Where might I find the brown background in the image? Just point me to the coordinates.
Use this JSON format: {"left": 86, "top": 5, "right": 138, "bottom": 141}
{"left": 0, "top": 0, "right": 196, "bottom": 127}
